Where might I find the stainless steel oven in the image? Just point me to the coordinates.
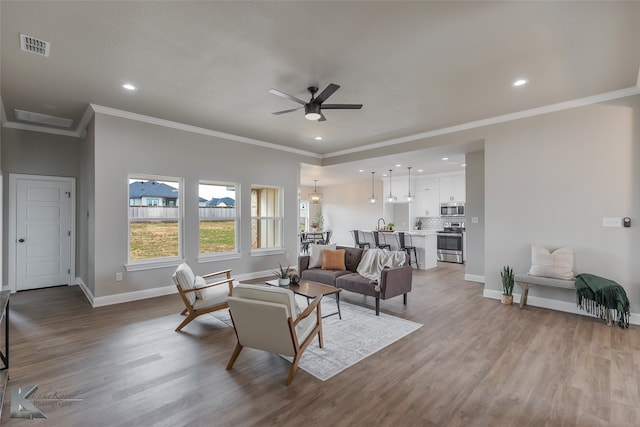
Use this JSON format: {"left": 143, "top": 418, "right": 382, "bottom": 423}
{"left": 437, "top": 222, "right": 465, "bottom": 263}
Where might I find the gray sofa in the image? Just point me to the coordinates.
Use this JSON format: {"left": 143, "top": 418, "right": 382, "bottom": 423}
{"left": 298, "top": 246, "right": 413, "bottom": 315}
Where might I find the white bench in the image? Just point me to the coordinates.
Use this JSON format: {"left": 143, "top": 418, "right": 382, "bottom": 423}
{"left": 514, "top": 273, "right": 613, "bottom": 325}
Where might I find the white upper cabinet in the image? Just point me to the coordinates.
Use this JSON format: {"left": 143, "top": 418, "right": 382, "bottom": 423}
{"left": 439, "top": 174, "right": 466, "bottom": 203}
{"left": 413, "top": 176, "right": 440, "bottom": 217}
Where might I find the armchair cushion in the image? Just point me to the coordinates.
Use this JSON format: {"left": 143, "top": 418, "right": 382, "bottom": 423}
{"left": 194, "top": 280, "right": 231, "bottom": 309}
{"left": 233, "top": 284, "right": 301, "bottom": 318}
{"left": 174, "top": 263, "right": 196, "bottom": 305}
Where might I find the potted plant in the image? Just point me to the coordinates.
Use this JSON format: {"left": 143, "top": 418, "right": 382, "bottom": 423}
{"left": 387, "top": 222, "right": 395, "bottom": 231}
{"left": 272, "top": 263, "right": 293, "bottom": 286}
{"left": 501, "top": 265, "right": 514, "bottom": 304}
{"left": 415, "top": 219, "right": 422, "bottom": 230}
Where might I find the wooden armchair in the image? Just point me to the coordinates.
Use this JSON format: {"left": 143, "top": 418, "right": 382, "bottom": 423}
{"left": 172, "top": 263, "right": 234, "bottom": 332}
{"left": 226, "top": 284, "right": 323, "bottom": 385}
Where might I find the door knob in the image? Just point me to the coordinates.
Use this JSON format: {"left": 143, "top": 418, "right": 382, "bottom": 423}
{"left": 18, "top": 238, "right": 25, "bottom": 243}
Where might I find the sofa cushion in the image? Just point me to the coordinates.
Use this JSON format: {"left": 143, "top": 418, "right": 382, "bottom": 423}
{"left": 322, "top": 249, "right": 346, "bottom": 270}
{"left": 308, "top": 243, "right": 336, "bottom": 268}
{"left": 301, "top": 268, "right": 351, "bottom": 286}
{"left": 339, "top": 246, "right": 365, "bottom": 272}
{"left": 335, "top": 273, "right": 378, "bottom": 298}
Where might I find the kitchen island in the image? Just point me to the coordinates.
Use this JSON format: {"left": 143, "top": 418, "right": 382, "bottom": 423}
{"left": 364, "top": 230, "right": 438, "bottom": 270}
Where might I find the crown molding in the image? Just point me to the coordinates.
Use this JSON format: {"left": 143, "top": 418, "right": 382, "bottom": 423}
{"left": 323, "top": 86, "right": 640, "bottom": 159}
{"left": 3, "top": 84, "right": 639, "bottom": 161}
{"left": 90, "top": 104, "right": 322, "bottom": 159}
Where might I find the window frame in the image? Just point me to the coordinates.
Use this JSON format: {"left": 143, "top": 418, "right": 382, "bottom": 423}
{"left": 126, "top": 174, "right": 184, "bottom": 271}
{"left": 197, "top": 180, "right": 241, "bottom": 263}
{"left": 250, "top": 184, "right": 284, "bottom": 256}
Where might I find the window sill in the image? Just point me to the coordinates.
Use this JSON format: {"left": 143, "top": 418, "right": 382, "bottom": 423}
{"left": 197, "top": 252, "right": 242, "bottom": 263}
{"left": 125, "top": 257, "right": 185, "bottom": 272}
{"left": 251, "top": 248, "right": 285, "bottom": 257}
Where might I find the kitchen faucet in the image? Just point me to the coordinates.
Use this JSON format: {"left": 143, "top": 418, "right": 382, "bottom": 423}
{"left": 377, "top": 218, "right": 386, "bottom": 230}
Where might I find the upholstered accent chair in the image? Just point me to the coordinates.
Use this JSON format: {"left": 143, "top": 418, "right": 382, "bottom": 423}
{"left": 226, "top": 284, "right": 323, "bottom": 385}
{"left": 172, "top": 263, "right": 234, "bottom": 332}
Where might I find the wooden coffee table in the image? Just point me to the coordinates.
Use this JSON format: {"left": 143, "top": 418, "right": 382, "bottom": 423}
{"left": 265, "top": 279, "right": 342, "bottom": 319}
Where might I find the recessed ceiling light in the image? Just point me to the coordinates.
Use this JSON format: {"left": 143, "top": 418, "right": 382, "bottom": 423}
{"left": 358, "top": 169, "right": 364, "bottom": 173}
{"left": 314, "top": 136, "right": 322, "bottom": 141}
{"left": 418, "top": 169, "right": 424, "bottom": 173}
{"left": 122, "top": 83, "right": 136, "bottom": 91}
{"left": 462, "top": 164, "right": 467, "bottom": 167}
{"left": 442, "top": 157, "right": 449, "bottom": 161}
{"left": 395, "top": 164, "right": 401, "bottom": 167}
{"left": 512, "top": 78, "right": 528, "bottom": 87}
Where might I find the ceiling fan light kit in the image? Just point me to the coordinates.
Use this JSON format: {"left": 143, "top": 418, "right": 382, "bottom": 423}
{"left": 270, "top": 83, "right": 362, "bottom": 122}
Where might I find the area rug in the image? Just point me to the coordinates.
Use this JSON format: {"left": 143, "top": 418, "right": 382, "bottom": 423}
{"left": 211, "top": 297, "right": 423, "bottom": 381}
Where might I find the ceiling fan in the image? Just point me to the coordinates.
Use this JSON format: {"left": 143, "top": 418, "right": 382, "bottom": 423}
{"left": 269, "top": 83, "right": 363, "bottom": 121}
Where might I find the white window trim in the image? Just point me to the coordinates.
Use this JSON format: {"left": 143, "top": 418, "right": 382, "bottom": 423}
{"left": 128, "top": 174, "right": 184, "bottom": 266}
{"left": 250, "top": 184, "right": 284, "bottom": 252}
{"left": 198, "top": 180, "right": 240, "bottom": 256}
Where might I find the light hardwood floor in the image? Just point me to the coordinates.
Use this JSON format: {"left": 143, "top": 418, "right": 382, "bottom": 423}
{"left": 2, "top": 262, "right": 640, "bottom": 426}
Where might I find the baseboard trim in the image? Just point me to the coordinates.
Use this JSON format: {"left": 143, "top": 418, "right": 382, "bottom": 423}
{"left": 482, "top": 288, "right": 640, "bottom": 326}
{"left": 464, "top": 274, "right": 485, "bottom": 283}
{"left": 85, "top": 270, "right": 273, "bottom": 308}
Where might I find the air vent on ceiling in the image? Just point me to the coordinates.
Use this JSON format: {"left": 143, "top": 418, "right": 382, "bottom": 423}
{"left": 15, "top": 109, "right": 73, "bottom": 128}
{"left": 20, "top": 33, "right": 50, "bottom": 57}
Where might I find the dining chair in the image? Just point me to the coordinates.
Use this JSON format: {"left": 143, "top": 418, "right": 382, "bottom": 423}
{"left": 372, "top": 231, "right": 391, "bottom": 249}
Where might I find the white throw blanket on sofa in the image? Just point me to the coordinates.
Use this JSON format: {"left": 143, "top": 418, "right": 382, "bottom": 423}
{"left": 356, "top": 249, "right": 407, "bottom": 292}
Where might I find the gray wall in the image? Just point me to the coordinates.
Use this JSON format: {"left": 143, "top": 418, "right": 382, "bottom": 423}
{"left": 90, "top": 112, "right": 316, "bottom": 298}
{"left": 0, "top": 127, "right": 82, "bottom": 286}
{"left": 465, "top": 150, "right": 485, "bottom": 279}
{"left": 484, "top": 96, "right": 640, "bottom": 306}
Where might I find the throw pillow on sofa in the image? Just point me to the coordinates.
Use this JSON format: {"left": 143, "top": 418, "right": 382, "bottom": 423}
{"left": 321, "top": 249, "right": 346, "bottom": 270}
{"left": 308, "top": 243, "right": 336, "bottom": 268}
{"left": 528, "top": 244, "right": 575, "bottom": 280}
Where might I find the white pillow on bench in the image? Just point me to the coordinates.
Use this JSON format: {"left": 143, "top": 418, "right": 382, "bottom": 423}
{"left": 528, "top": 244, "right": 575, "bottom": 280}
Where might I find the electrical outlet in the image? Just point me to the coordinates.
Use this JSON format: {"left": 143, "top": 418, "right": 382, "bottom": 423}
{"left": 602, "top": 217, "right": 622, "bottom": 227}
{"left": 115, "top": 272, "right": 123, "bottom": 281}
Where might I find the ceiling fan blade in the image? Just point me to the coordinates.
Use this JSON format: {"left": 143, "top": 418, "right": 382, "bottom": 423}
{"left": 314, "top": 83, "right": 340, "bottom": 104}
{"left": 272, "top": 107, "right": 303, "bottom": 115}
{"left": 318, "top": 112, "right": 327, "bottom": 122}
{"left": 269, "top": 88, "right": 307, "bottom": 106}
{"left": 321, "top": 104, "right": 363, "bottom": 110}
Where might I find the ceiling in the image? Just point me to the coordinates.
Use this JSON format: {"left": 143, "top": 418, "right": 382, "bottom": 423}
{"left": 2, "top": 2, "right": 640, "bottom": 185}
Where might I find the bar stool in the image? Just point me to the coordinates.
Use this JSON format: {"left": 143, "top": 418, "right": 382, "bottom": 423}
{"left": 397, "top": 232, "right": 418, "bottom": 268}
{"left": 372, "top": 231, "right": 391, "bottom": 249}
{"left": 351, "top": 230, "right": 370, "bottom": 249}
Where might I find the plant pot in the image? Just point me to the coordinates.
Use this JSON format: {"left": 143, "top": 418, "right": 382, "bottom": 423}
{"left": 501, "top": 294, "right": 513, "bottom": 305}
{"left": 278, "top": 277, "right": 290, "bottom": 287}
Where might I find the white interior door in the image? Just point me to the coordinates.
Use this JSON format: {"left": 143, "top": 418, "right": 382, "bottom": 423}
{"left": 15, "top": 178, "right": 73, "bottom": 291}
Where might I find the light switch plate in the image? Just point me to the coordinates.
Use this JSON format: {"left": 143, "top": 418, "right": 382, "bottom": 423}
{"left": 471, "top": 217, "right": 479, "bottom": 224}
{"left": 602, "top": 217, "right": 622, "bottom": 227}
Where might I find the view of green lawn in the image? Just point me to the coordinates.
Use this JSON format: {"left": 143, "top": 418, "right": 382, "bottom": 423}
{"left": 129, "top": 220, "right": 235, "bottom": 260}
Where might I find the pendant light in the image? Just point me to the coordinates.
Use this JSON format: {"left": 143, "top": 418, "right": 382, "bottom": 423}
{"left": 368, "top": 171, "right": 377, "bottom": 204}
{"left": 406, "top": 166, "right": 415, "bottom": 202}
{"left": 309, "top": 180, "right": 322, "bottom": 204}
{"left": 386, "top": 169, "right": 395, "bottom": 202}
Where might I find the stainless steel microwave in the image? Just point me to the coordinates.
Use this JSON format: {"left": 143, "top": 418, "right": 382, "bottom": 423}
{"left": 440, "top": 202, "right": 465, "bottom": 217}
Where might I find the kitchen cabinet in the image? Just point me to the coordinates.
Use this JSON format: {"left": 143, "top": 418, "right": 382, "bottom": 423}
{"left": 413, "top": 176, "right": 440, "bottom": 218}
{"left": 439, "top": 174, "right": 465, "bottom": 203}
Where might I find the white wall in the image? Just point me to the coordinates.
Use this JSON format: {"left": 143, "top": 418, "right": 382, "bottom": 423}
{"left": 321, "top": 178, "right": 384, "bottom": 247}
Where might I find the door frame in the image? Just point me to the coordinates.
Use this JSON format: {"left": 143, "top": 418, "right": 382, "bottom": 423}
{"left": 8, "top": 174, "right": 76, "bottom": 293}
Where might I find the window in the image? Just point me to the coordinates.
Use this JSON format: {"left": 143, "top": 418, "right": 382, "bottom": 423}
{"left": 251, "top": 186, "right": 282, "bottom": 250}
{"left": 128, "top": 176, "right": 182, "bottom": 263}
{"left": 199, "top": 182, "right": 238, "bottom": 256}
